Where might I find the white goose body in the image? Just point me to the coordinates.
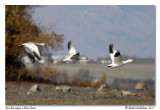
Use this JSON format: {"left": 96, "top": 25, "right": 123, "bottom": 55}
{"left": 63, "top": 41, "right": 88, "bottom": 62}
{"left": 19, "top": 42, "right": 47, "bottom": 63}
{"left": 107, "top": 44, "right": 134, "bottom": 67}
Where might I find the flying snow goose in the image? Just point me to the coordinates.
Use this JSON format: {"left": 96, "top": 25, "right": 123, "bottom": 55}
{"left": 19, "top": 42, "right": 47, "bottom": 63}
{"left": 63, "top": 41, "right": 88, "bottom": 62}
{"left": 107, "top": 44, "right": 134, "bottom": 67}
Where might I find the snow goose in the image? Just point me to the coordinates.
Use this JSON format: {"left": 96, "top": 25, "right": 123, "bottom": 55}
{"left": 19, "top": 42, "right": 47, "bottom": 63}
{"left": 63, "top": 41, "right": 88, "bottom": 62}
{"left": 107, "top": 44, "right": 134, "bottom": 67}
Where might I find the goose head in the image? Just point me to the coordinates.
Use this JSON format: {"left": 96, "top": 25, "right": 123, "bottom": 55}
{"left": 127, "top": 59, "right": 134, "bottom": 63}
{"left": 44, "top": 43, "right": 48, "bottom": 46}
{"left": 80, "top": 57, "right": 88, "bottom": 60}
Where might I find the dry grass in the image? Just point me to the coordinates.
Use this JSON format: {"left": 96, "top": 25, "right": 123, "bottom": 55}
{"left": 6, "top": 98, "right": 155, "bottom": 105}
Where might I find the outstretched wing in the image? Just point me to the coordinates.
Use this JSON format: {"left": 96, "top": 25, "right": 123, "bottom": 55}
{"left": 109, "top": 44, "right": 116, "bottom": 62}
{"left": 23, "top": 42, "right": 42, "bottom": 61}
{"left": 113, "top": 51, "right": 122, "bottom": 64}
{"left": 35, "top": 42, "right": 47, "bottom": 46}
{"left": 28, "top": 43, "right": 42, "bottom": 61}
{"left": 68, "top": 41, "right": 76, "bottom": 57}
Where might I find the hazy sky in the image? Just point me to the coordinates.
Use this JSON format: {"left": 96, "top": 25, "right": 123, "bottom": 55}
{"left": 31, "top": 5, "right": 155, "bottom": 58}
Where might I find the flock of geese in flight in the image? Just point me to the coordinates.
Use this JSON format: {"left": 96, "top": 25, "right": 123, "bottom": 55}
{"left": 19, "top": 41, "right": 134, "bottom": 67}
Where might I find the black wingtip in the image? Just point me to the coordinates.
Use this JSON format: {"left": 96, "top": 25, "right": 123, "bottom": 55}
{"left": 33, "top": 51, "right": 41, "bottom": 60}
{"left": 114, "top": 51, "right": 121, "bottom": 57}
{"left": 109, "top": 43, "right": 114, "bottom": 53}
{"left": 68, "top": 41, "right": 72, "bottom": 49}
{"left": 76, "top": 52, "right": 80, "bottom": 55}
{"left": 68, "top": 41, "right": 71, "bottom": 43}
